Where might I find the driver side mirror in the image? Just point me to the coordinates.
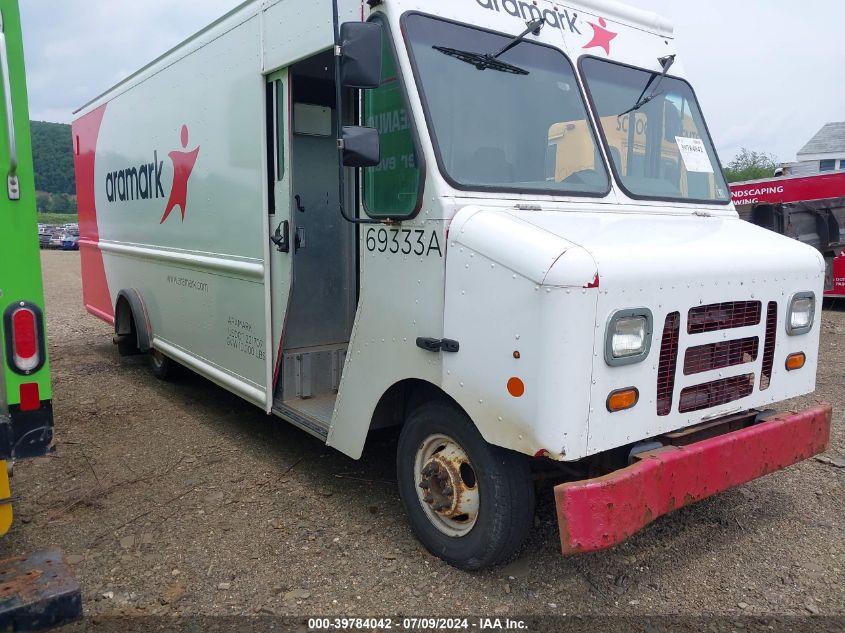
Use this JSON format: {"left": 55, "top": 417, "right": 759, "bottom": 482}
{"left": 338, "top": 22, "right": 383, "bottom": 169}
{"left": 340, "top": 22, "right": 383, "bottom": 89}
{"left": 342, "top": 126, "right": 380, "bottom": 168}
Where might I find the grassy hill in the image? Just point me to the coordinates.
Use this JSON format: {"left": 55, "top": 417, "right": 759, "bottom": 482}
{"left": 31, "top": 120, "right": 74, "bottom": 195}
{"left": 38, "top": 212, "right": 78, "bottom": 225}
{"left": 31, "top": 120, "right": 77, "bottom": 215}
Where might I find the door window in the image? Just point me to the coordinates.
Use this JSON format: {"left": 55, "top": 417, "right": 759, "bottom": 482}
{"left": 363, "top": 16, "right": 422, "bottom": 219}
{"left": 274, "top": 80, "right": 286, "bottom": 181}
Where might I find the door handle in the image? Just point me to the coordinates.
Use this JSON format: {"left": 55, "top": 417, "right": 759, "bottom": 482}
{"left": 271, "top": 220, "right": 289, "bottom": 253}
{"left": 0, "top": 11, "right": 19, "bottom": 200}
{"left": 295, "top": 195, "right": 306, "bottom": 213}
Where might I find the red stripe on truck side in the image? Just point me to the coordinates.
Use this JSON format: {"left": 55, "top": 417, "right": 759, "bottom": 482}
{"left": 72, "top": 105, "right": 114, "bottom": 324}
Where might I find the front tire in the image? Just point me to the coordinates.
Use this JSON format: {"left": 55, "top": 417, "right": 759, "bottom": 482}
{"left": 149, "top": 349, "right": 176, "bottom": 381}
{"left": 397, "top": 402, "right": 535, "bottom": 571}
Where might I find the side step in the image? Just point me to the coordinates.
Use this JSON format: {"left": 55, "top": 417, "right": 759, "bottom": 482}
{"left": 272, "top": 393, "right": 337, "bottom": 441}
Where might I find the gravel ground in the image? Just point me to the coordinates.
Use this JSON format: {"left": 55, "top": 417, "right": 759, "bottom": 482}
{"left": 1, "top": 251, "right": 843, "bottom": 623}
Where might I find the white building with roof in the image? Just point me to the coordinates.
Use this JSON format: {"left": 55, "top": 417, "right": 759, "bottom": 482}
{"left": 779, "top": 122, "right": 845, "bottom": 177}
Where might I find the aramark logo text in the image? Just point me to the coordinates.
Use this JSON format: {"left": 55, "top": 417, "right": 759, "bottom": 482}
{"left": 105, "top": 124, "right": 201, "bottom": 225}
{"left": 105, "top": 152, "right": 165, "bottom": 204}
{"left": 474, "top": 0, "right": 619, "bottom": 55}
{"left": 475, "top": 0, "right": 582, "bottom": 35}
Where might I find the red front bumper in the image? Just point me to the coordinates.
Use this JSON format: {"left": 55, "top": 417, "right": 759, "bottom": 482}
{"left": 554, "top": 404, "right": 832, "bottom": 555}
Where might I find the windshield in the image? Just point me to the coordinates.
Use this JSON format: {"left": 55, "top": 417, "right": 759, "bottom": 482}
{"left": 580, "top": 57, "right": 730, "bottom": 204}
{"left": 403, "top": 13, "right": 609, "bottom": 196}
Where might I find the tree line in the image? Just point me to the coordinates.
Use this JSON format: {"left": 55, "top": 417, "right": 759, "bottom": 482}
{"left": 31, "top": 120, "right": 76, "bottom": 213}
{"left": 36, "top": 191, "right": 76, "bottom": 214}
{"left": 724, "top": 148, "right": 778, "bottom": 183}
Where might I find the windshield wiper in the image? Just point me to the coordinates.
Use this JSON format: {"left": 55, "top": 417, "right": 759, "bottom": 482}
{"left": 433, "top": 18, "right": 545, "bottom": 75}
{"left": 617, "top": 54, "right": 676, "bottom": 117}
{"left": 433, "top": 47, "right": 529, "bottom": 75}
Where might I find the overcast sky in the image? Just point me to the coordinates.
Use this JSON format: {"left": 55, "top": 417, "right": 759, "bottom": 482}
{"left": 20, "top": 0, "right": 845, "bottom": 164}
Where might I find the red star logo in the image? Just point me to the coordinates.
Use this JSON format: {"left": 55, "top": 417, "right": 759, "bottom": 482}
{"left": 583, "top": 17, "right": 617, "bottom": 55}
{"left": 160, "top": 124, "right": 200, "bottom": 224}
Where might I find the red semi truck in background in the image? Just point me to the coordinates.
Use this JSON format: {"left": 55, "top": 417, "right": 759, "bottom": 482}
{"left": 731, "top": 172, "right": 845, "bottom": 298}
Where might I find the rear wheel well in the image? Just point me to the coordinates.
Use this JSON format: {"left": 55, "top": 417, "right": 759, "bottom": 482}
{"left": 114, "top": 289, "right": 152, "bottom": 356}
{"left": 114, "top": 296, "right": 139, "bottom": 356}
{"left": 369, "top": 379, "right": 463, "bottom": 432}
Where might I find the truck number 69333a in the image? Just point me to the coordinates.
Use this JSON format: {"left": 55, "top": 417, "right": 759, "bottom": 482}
{"left": 365, "top": 228, "right": 443, "bottom": 258}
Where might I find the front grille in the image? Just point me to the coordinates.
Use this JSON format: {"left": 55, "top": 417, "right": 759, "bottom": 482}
{"left": 760, "top": 302, "right": 778, "bottom": 391}
{"left": 656, "top": 300, "right": 774, "bottom": 417}
{"left": 678, "top": 374, "right": 755, "bottom": 413}
{"left": 656, "top": 312, "right": 681, "bottom": 416}
{"left": 687, "top": 301, "right": 761, "bottom": 334}
{"left": 683, "top": 337, "right": 759, "bottom": 375}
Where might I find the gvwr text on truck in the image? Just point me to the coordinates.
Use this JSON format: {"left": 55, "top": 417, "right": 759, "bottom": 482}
{"left": 73, "top": 0, "right": 831, "bottom": 570}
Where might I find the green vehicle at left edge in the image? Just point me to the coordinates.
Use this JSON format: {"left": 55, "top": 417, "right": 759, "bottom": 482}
{"left": 0, "top": 0, "right": 52, "bottom": 537}
{"left": 0, "top": 1, "right": 81, "bottom": 628}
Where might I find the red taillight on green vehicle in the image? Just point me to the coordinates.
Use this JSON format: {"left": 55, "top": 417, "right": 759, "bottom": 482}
{"left": 12, "top": 307, "right": 38, "bottom": 370}
{"left": 4, "top": 302, "right": 45, "bottom": 375}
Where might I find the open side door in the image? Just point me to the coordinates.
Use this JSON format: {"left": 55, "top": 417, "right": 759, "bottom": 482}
{"left": 269, "top": 52, "right": 358, "bottom": 441}
{"left": 266, "top": 68, "right": 294, "bottom": 411}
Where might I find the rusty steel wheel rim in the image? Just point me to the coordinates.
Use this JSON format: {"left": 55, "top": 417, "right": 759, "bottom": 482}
{"left": 414, "top": 434, "right": 480, "bottom": 537}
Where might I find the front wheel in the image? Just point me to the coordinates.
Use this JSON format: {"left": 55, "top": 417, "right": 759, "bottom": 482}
{"left": 397, "top": 402, "right": 535, "bottom": 571}
{"left": 149, "top": 349, "right": 176, "bottom": 381}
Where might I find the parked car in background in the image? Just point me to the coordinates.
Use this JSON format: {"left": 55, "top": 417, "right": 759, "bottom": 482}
{"left": 48, "top": 231, "right": 64, "bottom": 249}
{"left": 38, "top": 227, "right": 53, "bottom": 248}
{"left": 61, "top": 233, "right": 80, "bottom": 251}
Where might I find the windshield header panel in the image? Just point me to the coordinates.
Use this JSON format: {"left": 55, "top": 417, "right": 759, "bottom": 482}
{"left": 580, "top": 56, "right": 731, "bottom": 205}
{"left": 402, "top": 12, "right": 611, "bottom": 198}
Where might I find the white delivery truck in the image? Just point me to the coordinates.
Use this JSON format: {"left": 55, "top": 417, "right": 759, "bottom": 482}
{"left": 73, "top": 0, "right": 832, "bottom": 570}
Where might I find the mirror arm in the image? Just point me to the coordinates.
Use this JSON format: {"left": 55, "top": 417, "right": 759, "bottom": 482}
{"left": 333, "top": 0, "right": 381, "bottom": 226}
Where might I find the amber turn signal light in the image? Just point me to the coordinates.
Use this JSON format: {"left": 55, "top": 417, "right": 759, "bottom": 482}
{"left": 607, "top": 388, "right": 639, "bottom": 412}
{"left": 785, "top": 352, "right": 806, "bottom": 371}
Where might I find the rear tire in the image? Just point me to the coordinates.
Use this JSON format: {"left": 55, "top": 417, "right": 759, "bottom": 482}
{"left": 397, "top": 402, "right": 535, "bottom": 571}
{"left": 150, "top": 349, "right": 176, "bottom": 381}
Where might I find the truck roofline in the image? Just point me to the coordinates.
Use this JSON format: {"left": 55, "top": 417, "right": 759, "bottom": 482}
{"left": 74, "top": 0, "right": 258, "bottom": 117}
{"left": 558, "top": 0, "right": 674, "bottom": 37}
{"left": 74, "top": 0, "right": 675, "bottom": 118}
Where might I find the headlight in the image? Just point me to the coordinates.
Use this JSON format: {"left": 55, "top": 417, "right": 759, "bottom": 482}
{"left": 605, "top": 309, "right": 653, "bottom": 366}
{"left": 787, "top": 292, "right": 815, "bottom": 335}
